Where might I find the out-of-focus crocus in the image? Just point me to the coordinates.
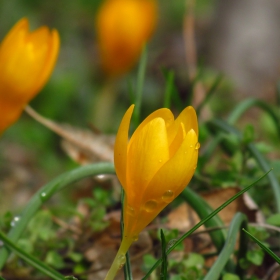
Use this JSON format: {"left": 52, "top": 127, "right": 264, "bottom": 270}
{"left": 105, "top": 105, "right": 199, "bottom": 280}
{"left": 0, "top": 18, "right": 59, "bottom": 134}
{"left": 96, "top": 0, "right": 157, "bottom": 76}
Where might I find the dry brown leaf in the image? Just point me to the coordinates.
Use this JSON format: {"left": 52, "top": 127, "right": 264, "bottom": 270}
{"left": 25, "top": 106, "right": 115, "bottom": 165}
{"left": 167, "top": 187, "right": 262, "bottom": 232}
{"left": 60, "top": 125, "right": 115, "bottom": 164}
{"left": 202, "top": 187, "right": 263, "bottom": 224}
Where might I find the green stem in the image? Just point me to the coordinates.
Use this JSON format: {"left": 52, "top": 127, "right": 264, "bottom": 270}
{"left": 121, "top": 189, "right": 133, "bottom": 280}
{"left": 204, "top": 213, "right": 248, "bottom": 280}
{"left": 133, "top": 45, "right": 147, "bottom": 127}
{"left": 105, "top": 236, "right": 134, "bottom": 280}
{"left": 0, "top": 162, "right": 115, "bottom": 269}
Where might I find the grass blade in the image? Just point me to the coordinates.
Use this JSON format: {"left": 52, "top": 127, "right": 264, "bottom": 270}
{"left": 243, "top": 228, "right": 280, "bottom": 264}
{"left": 227, "top": 98, "right": 280, "bottom": 138}
{"left": 141, "top": 170, "right": 271, "bottom": 280}
{"left": 160, "top": 229, "right": 168, "bottom": 280}
{"left": 204, "top": 213, "right": 248, "bottom": 280}
{"left": 181, "top": 188, "right": 227, "bottom": 252}
{"left": 0, "top": 231, "right": 65, "bottom": 280}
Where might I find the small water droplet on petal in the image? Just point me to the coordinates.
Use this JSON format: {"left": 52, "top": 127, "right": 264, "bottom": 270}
{"left": 195, "top": 142, "right": 200, "bottom": 150}
{"left": 132, "top": 235, "right": 138, "bottom": 241}
{"left": 127, "top": 205, "right": 135, "bottom": 216}
{"left": 144, "top": 200, "right": 158, "bottom": 212}
{"left": 162, "top": 190, "right": 174, "bottom": 203}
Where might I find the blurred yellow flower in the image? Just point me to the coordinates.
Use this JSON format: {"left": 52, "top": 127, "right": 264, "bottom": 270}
{"left": 115, "top": 105, "right": 199, "bottom": 237}
{"left": 0, "top": 18, "right": 59, "bottom": 133}
{"left": 96, "top": 0, "right": 157, "bottom": 76}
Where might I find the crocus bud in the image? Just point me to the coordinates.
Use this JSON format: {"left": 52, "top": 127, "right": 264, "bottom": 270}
{"left": 96, "top": 0, "right": 157, "bottom": 76}
{"left": 106, "top": 105, "right": 199, "bottom": 280}
{"left": 0, "top": 18, "right": 59, "bottom": 134}
{"left": 115, "top": 105, "right": 199, "bottom": 238}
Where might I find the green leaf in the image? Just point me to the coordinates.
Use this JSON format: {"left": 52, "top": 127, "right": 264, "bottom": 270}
{"left": 204, "top": 213, "right": 248, "bottom": 280}
{"left": 133, "top": 45, "right": 147, "bottom": 127}
{"left": 17, "top": 238, "right": 34, "bottom": 254}
{"left": 222, "top": 273, "right": 240, "bottom": 280}
{"left": 246, "top": 250, "right": 264, "bottom": 266}
{"left": 242, "top": 124, "right": 255, "bottom": 144}
{"left": 248, "top": 226, "right": 269, "bottom": 241}
{"left": 68, "top": 252, "right": 83, "bottom": 263}
{"left": 45, "top": 250, "right": 65, "bottom": 270}
{"left": 142, "top": 254, "right": 157, "bottom": 273}
{"left": 28, "top": 210, "right": 54, "bottom": 241}
{"left": 160, "top": 229, "right": 168, "bottom": 280}
{"left": 266, "top": 213, "right": 280, "bottom": 226}
{"left": 170, "top": 276, "right": 187, "bottom": 280}
{"left": 243, "top": 228, "right": 280, "bottom": 264}
{"left": 184, "top": 267, "right": 201, "bottom": 280}
{"left": 183, "top": 253, "right": 204, "bottom": 269}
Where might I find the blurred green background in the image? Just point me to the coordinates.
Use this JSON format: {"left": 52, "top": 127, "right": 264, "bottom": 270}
{"left": 1, "top": 0, "right": 280, "bottom": 211}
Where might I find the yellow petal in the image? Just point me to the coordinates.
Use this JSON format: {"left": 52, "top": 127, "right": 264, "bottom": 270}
{"left": 33, "top": 28, "right": 60, "bottom": 97}
{"left": 177, "top": 106, "right": 198, "bottom": 135}
{"left": 127, "top": 117, "right": 169, "bottom": 201}
{"left": 167, "top": 106, "right": 198, "bottom": 145}
{"left": 0, "top": 18, "right": 28, "bottom": 49}
{"left": 96, "top": 0, "right": 157, "bottom": 76}
{"left": 0, "top": 18, "right": 59, "bottom": 101}
{"left": 143, "top": 129, "right": 198, "bottom": 201}
{"left": 128, "top": 108, "right": 174, "bottom": 151}
{"left": 114, "top": 105, "right": 135, "bottom": 190}
{"left": 169, "top": 122, "right": 186, "bottom": 158}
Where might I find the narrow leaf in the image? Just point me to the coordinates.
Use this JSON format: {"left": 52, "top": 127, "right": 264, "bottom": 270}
{"left": 242, "top": 228, "right": 280, "bottom": 264}
{"left": 160, "top": 229, "right": 168, "bottom": 280}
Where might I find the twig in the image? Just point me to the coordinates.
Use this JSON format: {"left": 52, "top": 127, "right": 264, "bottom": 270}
{"left": 183, "top": 0, "right": 206, "bottom": 108}
{"left": 24, "top": 105, "right": 87, "bottom": 149}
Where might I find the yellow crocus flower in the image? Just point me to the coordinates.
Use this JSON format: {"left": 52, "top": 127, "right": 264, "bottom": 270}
{"left": 106, "top": 105, "right": 199, "bottom": 279}
{"left": 96, "top": 0, "right": 157, "bottom": 76}
{"left": 0, "top": 18, "right": 59, "bottom": 134}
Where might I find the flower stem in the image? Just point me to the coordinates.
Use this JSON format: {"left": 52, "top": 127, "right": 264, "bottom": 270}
{"left": 105, "top": 236, "right": 134, "bottom": 280}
